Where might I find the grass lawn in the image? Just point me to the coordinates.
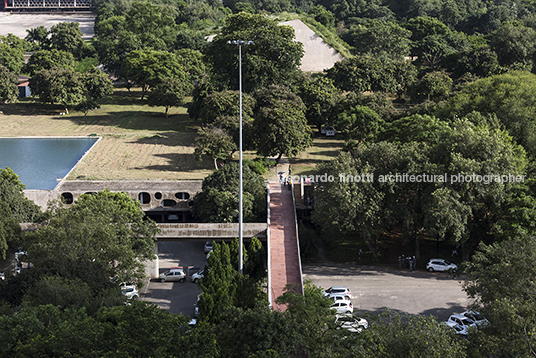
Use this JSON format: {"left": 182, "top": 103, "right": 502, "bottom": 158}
{"left": 0, "top": 88, "right": 345, "bottom": 181}
{"left": 289, "top": 132, "right": 345, "bottom": 176}
{"left": 0, "top": 88, "right": 214, "bottom": 180}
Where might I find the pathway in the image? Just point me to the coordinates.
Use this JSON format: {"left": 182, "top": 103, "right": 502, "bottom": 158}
{"left": 268, "top": 181, "right": 303, "bottom": 311}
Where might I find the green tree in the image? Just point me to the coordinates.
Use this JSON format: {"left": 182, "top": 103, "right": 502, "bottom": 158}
{"left": 191, "top": 162, "right": 266, "bottom": 223}
{"left": 379, "top": 114, "right": 451, "bottom": 144}
{"left": 0, "top": 65, "right": 18, "bottom": 104}
{"left": 194, "top": 126, "right": 237, "bottom": 169}
{"left": 25, "top": 190, "right": 159, "bottom": 284}
{"left": 489, "top": 21, "right": 536, "bottom": 68}
{"left": 216, "top": 305, "right": 304, "bottom": 357}
{"left": 197, "top": 90, "right": 256, "bottom": 151}
{"left": 0, "top": 167, "right": 41, "bottom": 223}
{"left": 342, "top": 20, "right": 412, "bottom": 60}
{"left": 121, "top": 50, "right": 187, "bottom": 99}
{"left": 462, "top": 236, "right": 536, "bottom": 357}
{"left": 25, "top": 26, "right": 48, "bottom": 45}
{"left": 276, "top": 280, "right": 333, "bottom": 356}
{"left": 311, "top": 149, "right": 393, "bottom": 258}
{"left": 253, "top": 85, "right": 313, "bottom": 164}
{"left": 326, "top": 55, "right": 417, "bottom": 95}
{"left": 94, "top": 1, "right": 179, "bottom": 76}
{"left": 425, "top": 119, "right": 527, "bottom": 257}
{"left": 29, "top": 68, "right": 85, "bottom": 114}
{"left": 81, "top": 67, "right": 114, "bottom": 101}
{"left": 438, "top": 71, "right": 536, "bottom": 158}
{"left": 412, "top": 70, "right": 453, "bottom": 102}
{"left": 0, "top": 36, "right": 25, "bottom": 74}
{"left": 48, "top": 22, "right": 85, "bottom": 59}
{"left": 403, "top": 16, "right": 467, "bottom": 69}
{"left": 147, "top": 77, "right": 189, "bottom": 116}
{"left": 0, "top": 202, "right": 21, "bottom": 261}
{"left": 198, "top": 242, "right": 237, "bottom": 324}
{"left": 297, "top": 75, "right": 342, "bottom": 132}
{"left": 24, "top": 49, "right": 76, "bottom": 76}
{"left": 356, "top": 311, "right": 468, "bottom": 357}
{"left": 334, "top": 105, "right": 382, "bottom": 142}
{"left": 205, "top": 12, "right": 304, "bottom": 93}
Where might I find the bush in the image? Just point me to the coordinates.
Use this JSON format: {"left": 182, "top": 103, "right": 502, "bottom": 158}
{"left": 244, "top": 158, "right": 275, "bottom": 175}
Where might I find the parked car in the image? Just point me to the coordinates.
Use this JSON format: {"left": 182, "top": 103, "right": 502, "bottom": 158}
{"left": 191, "top": 269, "right": 204, "bottom": 284}
{"left": 159, "top": 267, "right": 186, "bottom": 282}
{"left": 426, "top": 259, "right": 458, "bottom": 272}
{"left": 121, "top": 284, "right": 139, "bottom": 299}
{"left": 329, "top": 293, "right": 351, "bottom": 302}
{"left": 448, "top": 314, "right": 477, "bottom": 330}
{"left": 335, "top": 314, "right": 368, "bottom": 333}
{"left": 323, "top": 286, "right": 352, "bottom": 298}
{"left": 331, "top": 300, "right": 353, "bottom": 314}
{"left": 460, "top": 311, "right": 490, "bottom": 328}
{"left": 442, "top": 321, "right": 469, "bottom": 336}
{"left": 206, "top": 250, "right": 212, "bottom": 260}
{"left": 204, "top": 241, "right": 213, "bottom": 254}
{"left": 0, "top": 272, "right": 4, "bottom": 280}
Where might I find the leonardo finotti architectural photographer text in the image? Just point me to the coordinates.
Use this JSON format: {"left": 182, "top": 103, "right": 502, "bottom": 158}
{"left": 289, "top": 173, "right": 526, "bottom": 184}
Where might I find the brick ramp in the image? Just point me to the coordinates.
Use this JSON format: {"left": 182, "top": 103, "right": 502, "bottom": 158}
{"left": 268, "top": 182, "right": 303, "bottom": 311}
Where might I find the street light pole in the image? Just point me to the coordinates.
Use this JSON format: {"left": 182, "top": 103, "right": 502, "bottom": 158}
{"left": 228, "top": 40, "right": 253, "bottom": 274}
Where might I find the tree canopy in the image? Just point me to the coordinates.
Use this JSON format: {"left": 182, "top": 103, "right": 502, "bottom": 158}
{"left": 205, "top": 12, "right": 304, "bottom": 93}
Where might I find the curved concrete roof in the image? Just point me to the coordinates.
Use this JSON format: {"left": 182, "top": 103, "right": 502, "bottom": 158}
{"left": 279, "top": 19, "right": 344, "bottom": 72}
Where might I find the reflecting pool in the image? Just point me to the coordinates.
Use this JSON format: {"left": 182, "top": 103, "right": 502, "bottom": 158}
{"left": 0, "top": 137, "right": 99, "bottom": 190}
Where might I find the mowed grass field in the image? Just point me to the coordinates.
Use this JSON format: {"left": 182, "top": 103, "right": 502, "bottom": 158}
{"left": 0, "top": 88, "right": 344, "bottom": 181}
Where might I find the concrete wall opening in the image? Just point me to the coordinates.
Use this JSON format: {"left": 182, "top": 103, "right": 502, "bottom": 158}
{"left": 61, "top": 192, "right": 73, "bottom": 204}
{"left": 139, "top": 192, "right": 150, "bottom": 204}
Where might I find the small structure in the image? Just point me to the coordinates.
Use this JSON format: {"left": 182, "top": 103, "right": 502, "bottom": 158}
{"left": 17, "top": 75, "right": 31, "bottom": 98}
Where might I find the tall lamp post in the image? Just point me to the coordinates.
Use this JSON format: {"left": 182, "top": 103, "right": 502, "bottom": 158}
{"left": 228, "top": 40, "right": 253, "bottom": 274}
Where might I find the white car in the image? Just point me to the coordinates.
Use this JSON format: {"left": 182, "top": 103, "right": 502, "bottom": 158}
{"left": 191, "top": 269, "right": 204, "bottom": 284}
{"left": 447, "top": 314, "right": 477, "bottom": 330}
{"left": 206, "top": 250, "right": 212, "bottom": 260}
{"left": 442, "top": 321, "right": 469, "bottom": 336}
{"left": 460, "top": 311, "right": 490, "bottom": 328}
{"left": 426, "top": 259, "right": 457, "bottom": 272}
{"left": 121, "top": 284, "right": 139, "bottom": 299}
{"left": 323, "top": 286, "right": 352, "bottom": 299}
{"left": 329, "top": 294, "right": 351, "bottom": 302}
{"left": 204, "top": 241, "right": 213, "bottom": 254}
{"left": 335, "top": 314, "right": 368, "bottom": 333}
{"left": 330, "top": 300, "right": 353, "bottom": 314}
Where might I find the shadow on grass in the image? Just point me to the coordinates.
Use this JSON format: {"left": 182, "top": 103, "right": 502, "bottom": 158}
{"left": 51, "top": 111, "right": 198, "bottom": 133}
{"left": 132, "top": 152, "right": 213, "bottom": 173}
{"left": 0, "top": 99, "right": 63, "bottom": 116}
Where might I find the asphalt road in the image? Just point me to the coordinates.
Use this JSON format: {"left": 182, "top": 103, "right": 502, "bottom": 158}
{"left": 303, "top": 263, "right": 472, "bottom": 321}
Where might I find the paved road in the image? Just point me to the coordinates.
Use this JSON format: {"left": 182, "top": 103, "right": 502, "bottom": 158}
{"left": 303, "top": 263, "right": 472, "bottom": 321}
{"left": 0, "top": 13, "right": 95, "bottom": 39}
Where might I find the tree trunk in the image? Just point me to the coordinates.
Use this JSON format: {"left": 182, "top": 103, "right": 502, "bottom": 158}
{"left": 275, "top": 152, "right": 283, "bottom": 164}
{"left": 213, "top": 158, "right": 218, "bottom": 170}
{"left": 165, "top": 107, "right": 169, "bottom": 117}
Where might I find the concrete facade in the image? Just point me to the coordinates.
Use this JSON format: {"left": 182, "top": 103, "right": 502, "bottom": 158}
{"left": 24, "top": 179, "right": 203, "bottom": 212}
{"left": 157, "top": 223, "right": 267, "bottom": 239}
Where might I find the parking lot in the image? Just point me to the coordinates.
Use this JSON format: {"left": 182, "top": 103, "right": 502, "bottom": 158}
{"left": 141, "top": 241, "right": 471, "bottom": 322}
{"left": 303, "top": 263, "right": 471, "bottom": 321}
{"left": 140, "top": 240, "right": 206, "bottom": 318}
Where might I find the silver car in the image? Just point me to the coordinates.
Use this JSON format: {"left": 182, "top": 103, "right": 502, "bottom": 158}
{"left": 159, "top": 267, "right": 186, "bottom": 282}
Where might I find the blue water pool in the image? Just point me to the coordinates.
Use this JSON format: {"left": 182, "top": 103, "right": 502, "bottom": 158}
{"left": 0, "top": 137, "right": 99, "bottom": 190}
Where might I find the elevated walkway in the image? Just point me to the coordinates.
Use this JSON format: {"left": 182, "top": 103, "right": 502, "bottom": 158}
{"left": 267, "top": 181, "right": 304, "bottom": 311}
